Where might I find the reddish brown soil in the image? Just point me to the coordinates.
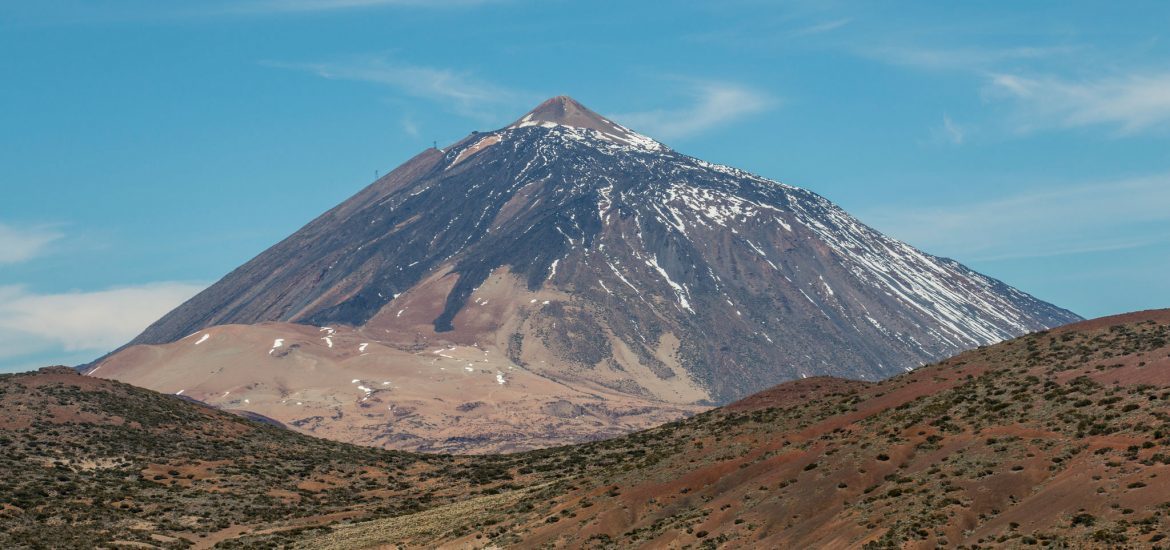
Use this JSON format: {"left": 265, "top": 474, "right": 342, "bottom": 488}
{"left": 444, "top": 309, "right": 1170, "bottom": 549}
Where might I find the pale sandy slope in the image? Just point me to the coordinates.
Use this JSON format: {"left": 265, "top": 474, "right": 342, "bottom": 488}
{"left": 91, "top": 268, "right": 707, "bottom": 454}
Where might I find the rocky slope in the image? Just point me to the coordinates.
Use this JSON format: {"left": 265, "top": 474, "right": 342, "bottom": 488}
{"left": 92, "top": 96, "right": 1079, "bottom": 451}
{"left": 12, "top": 310, "right": 1170, "bottom": 548}
{"left": 89, "top": 322, "right": 702, "bottom": 454}
{"left": 109, "top": 96, "right": 1077, "bottom": 394}
{"left": 300, "top": 309, "right": 1170, "bottom": 548}
{"left": 0, "top": 367, "right": 561, "bottom": 548}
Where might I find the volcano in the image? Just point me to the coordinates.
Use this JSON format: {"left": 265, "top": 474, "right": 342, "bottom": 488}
{"left": 90, "top": 96, "right": 1080, "bottom": 452}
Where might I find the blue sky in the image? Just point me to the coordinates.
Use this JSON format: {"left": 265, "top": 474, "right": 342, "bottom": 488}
{"left": 2, "top": 0, "right": 1168, "bottom": 372}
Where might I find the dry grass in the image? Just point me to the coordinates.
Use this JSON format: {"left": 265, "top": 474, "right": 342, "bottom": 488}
{"left": 299, "top": 483, "right": 553, "bottom": 550}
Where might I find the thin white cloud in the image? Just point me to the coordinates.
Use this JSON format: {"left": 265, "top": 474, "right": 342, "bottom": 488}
{"left": 2, "top": 0, "right": 498, "bottom": 24}
{"left": 614, "top": 81, "right": 775, "bottom": 140}
{"left": 861, "top": 173, "right": 1170, "bottom": 262}
{"left": 866, "top": 45, "right": 1077, "bottom": 72}
{"left": 264, "top": 57, "right": 527, "bottom": 119}
{"left": 0, "top": 223, "right": 63, "bottom": 264}
{"left": 859, "top": 43, "right": 1170, "bottom": 137}
{"left": 936, "top": 114, "right": 965, "bottom": 145}
{"left": 984, "top": 71, "right": 1170, "bottom": 135}
{"left": 401, "top": 115, "right": 421, "bottom": 137}
{"left": 226, "top": 0, "right": 497, "bottom": 14}
{"left": 0, "top": 282, "right": 206, "bottom": 366}
{"left": 792, "top": 18, "right": 852, "bottom": 37}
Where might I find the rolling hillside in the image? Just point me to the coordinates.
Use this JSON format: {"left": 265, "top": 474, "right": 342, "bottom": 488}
{"left": 9, "top": 311, "right": 1168, "bottom": 548}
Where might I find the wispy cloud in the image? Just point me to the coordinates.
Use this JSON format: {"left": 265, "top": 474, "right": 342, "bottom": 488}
{"left": 864, "top": 45, "right": 1078, "bottom": 72}
{"left": 0, "top": 282, "right": 206, "bottom": 369}
{"left": 983, "top": 71, "right": 1170, "bottom": 135}
{"left": 862, "top": 173, "right": 1170, "bottom": 262}
{"left": 935, "top": 114, "right": 965, "bottom": 145}
{"left": 234, "top": 0, "right": 495, "bottom": 12}
{"left": 0, "top": 223, "right": 63, "bottom": 264}
{"left": 614, "top": 81, "right": 775, "bottom": 140}
{"left": 401, "top": 115, "right": 420, "bottom": 137}
{"left": 1, "top": 0, "right": 498, "bottom": 24}
{"left": 859, "top": 42, "right": 1170, "bottom": 137}
{"left": 264, "top": 57, "right": 529, "bottom": 119}
{"left": 791, "top": 18, "right": 852, "bottom": 37}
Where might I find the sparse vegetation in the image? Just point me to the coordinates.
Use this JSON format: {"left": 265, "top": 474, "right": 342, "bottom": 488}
{"left": 6, "top": 314, "right": 1170, "bottom": 548}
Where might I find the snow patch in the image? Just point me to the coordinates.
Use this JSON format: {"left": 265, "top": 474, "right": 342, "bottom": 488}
{"left": 547, "top": 259, "right": 559, "bottom": 281}
{"left": 646, "top": 255, "right": 693, "bottom": 313}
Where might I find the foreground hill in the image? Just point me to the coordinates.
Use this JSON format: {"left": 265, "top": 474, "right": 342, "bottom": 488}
{"left": 0, "top": 368, "right": 559, "bottom": 548}
{"left": 92, "top": 95, "right": 1077, "bottom": 453}
{"left": 9, "top": 310, "right": 1167, "bottom": 548}
{"left": 302, "top": 310, "right": 1170, "bottom": 548}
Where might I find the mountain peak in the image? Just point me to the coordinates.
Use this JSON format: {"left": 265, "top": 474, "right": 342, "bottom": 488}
{"left": 508, "top": 95, "right": 663, "bottom": 150}
{"left": 111, "top": 87, "right": 1079, "bottom": 418}
{"left": 514, "top": 95, "right": 604, "bottom": 128}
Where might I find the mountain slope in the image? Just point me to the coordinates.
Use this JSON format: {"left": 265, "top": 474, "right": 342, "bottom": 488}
{"left": 11, "top": 310, "right": 1170, "bottom": 548}
{"left": 103, "top": 96, "right": 1078, "bottom": 409}
{"left": 89, "top": 321, "right": 703, "bottom": 454}
{"left": 0, "top": 367, "right": 562, "bottom": 548}
{"left": 299, "top": 309, "right": 1170, "bottom": 548}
